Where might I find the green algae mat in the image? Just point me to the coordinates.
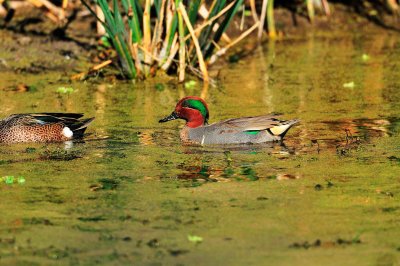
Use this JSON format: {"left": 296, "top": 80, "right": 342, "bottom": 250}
{"left": 1, "top": 31, "right": 400, "bottom": 265}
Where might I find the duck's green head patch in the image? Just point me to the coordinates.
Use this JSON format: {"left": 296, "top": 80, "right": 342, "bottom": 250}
{"left": 181, "top": 98, "right": 209, "bottom": 124}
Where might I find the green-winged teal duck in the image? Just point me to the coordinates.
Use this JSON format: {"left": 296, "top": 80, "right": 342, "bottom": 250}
{"left": 159, "top": 96, "right": 299, "bottom": 145}
{"left": 0, "top": 113, "right": 94, "bottom": 143}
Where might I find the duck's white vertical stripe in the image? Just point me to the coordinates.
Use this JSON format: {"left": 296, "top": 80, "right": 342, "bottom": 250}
{"left": 62, "top": 127, "right": 74, "bottom": 138}
{"left": 201, "top": 135, "right": 205, "bottom": 145}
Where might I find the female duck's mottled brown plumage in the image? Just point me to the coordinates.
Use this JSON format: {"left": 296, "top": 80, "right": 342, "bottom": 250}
{"left": 0, "top": 113, "right": 94, "bottom": 143}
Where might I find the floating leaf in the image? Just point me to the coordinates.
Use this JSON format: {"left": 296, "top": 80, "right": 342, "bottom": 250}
{"left": 56, "top": 87, "right": 74, "bottom": 94}
{"left": 188, "top": 234, "right": 203, "bottom": 243}
{"left": 3, "top": 176, "right": 15, "bottom": 184}
{"left": 17, "top": 176, "right": 26, "bottom": 184}
{"left": 361, "top": 54, "right": 370, "bottom": 61}
{"left": 155, "top": 83, "right": 165, "bottom": 91}
{"left": 343, "top": 82, "right": 355, "bottom": 88}
{"left": 184, "top": 80, "right": 197, "bottom": 89}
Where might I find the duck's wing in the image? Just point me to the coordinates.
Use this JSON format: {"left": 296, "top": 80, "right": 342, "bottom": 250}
{"left": 30, "top": 113, "right": 84, "bottom": 119}
{"left": 217, "top": 115, "right": 282, "bottom": 131}
{"left": 5, "top": 113, "right": 94, "bottom": 132}
{"left": 215, "top": 115, "right": 300, "bottom": 137}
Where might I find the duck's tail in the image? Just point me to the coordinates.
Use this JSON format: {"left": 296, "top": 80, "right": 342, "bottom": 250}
{"left": 68, "top": 117, "right": 95, "bottom": 138}
{"left": 269, "top": 119, "right": 300, "bottom": 139}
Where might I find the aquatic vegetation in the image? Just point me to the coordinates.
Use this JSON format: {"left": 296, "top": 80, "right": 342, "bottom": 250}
{"left": 77, "top": 0, "right": 400, "bottom": 84}
{"left": 81, "top": 0, "right": 249, "bottom": 82}
{"left": 0, "top": 175, "right": 25, "bottom": 184}
{"left": 40, "top": 149, "right": 82, "bottom": 161}
{"left": 362, "top": 53, "right": 370, "bottom": 61}
{"left": 184, "top": 80, "right": 197, "bottom": 89}
{"left": 343, "top": 81, "right": 355, "bottom": 88}
{"left": 258, "top": 0, "right": 276, "bottom": 38}
{"left": 56, "top": 86, "right": 74, "bottom": 94}
{"left": 187, "top": 234, "right": 203, "bottom": 243}
{"left": 78, "top": 0, "right": 340, "bottom": 81}
{"left": 154, "top": 82, "right": 165, "bottom": 91}
{"left": 5, "top": 0, "right": 399, "bottom": 83}
{"left": 289, "top": 236, "right": 362, "bottom": 249}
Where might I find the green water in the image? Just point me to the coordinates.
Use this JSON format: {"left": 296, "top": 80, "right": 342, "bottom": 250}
{"left": 1, "top": 31, "right": 400, "bottom": 265}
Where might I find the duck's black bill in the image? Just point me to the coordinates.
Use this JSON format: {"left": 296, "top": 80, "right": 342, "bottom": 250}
{"left": 159, "top": 112, "right": 179, "bottom": 123}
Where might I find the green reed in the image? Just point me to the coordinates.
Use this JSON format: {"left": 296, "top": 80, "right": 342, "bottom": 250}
{"left": 81, "top": 0, "right": 245, "bottom": 82}
{"left": 80, "top": 0, "right": 343, "bottom": 81}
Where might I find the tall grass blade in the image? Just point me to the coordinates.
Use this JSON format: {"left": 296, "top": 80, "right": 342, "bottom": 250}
{"left": 198, "top": 0, "right": 226, "bottom": 51}
{"left": 187, "top": 0, "right": 201, "bottom": 28}
{"left": 163, "top": 2, "right": 178, "bottom": 61}
{"left": 81, "top": 0, "right": 107, "bottom": 29}
{"left": 133, "top": 0, "right": 143, "bottom": 21}
{"left": 113, "top": 0, "right": 136, "bottom": 78}
{"left": 267, "top": 0, "right": 276, "bottom": 38}
{"left": 258, "top": 0, "right": 267, "bottom": 39}
{"left": 178, "top": 2, "right": 208, "bottom": 82}
{"left": 98, "top": 0, "right": 117, "bottom": 34}
{"left": 116, "top": 36, "right": 137, "bottom": 78}
{"left": 154, "top": 0, "right": 161, "bottom": 17}
{"left": 161, "top": 34, "right": 178, "bottom": 70}
{"left": 306, "top": 0, "right": 315, "bottom": 23}
{"left": 321, "top": 0, "right": 331, "bottom": 16}
{"left": 249, "top": 0, "right": 259, "bottom": 22}
{"left": 176, "top": 0, "right": 185, "bottom": 82}
{"left": 130, "top": 0, "right": 143, "bottom": 42}
{"left": 82, "top": 0, "right": 260, "bottom": 81}
{"left": 120, "top": 0, "right": 142, "bottom": 43}
{"left": 152, "top": 0, "right": 166, "bottom": 62}
{"left": 143, "top": 0, "right": 151, "bottom": 74}
{"left": 188, "top": 1, "right": 235, "bottom": 38}
{"left": 204, "top": 0, "right": 243, "bottom": 60}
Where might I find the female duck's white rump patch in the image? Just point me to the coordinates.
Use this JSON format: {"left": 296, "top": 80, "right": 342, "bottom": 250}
{"left": 62, "top": 127, "right": 74, "bottom": 138}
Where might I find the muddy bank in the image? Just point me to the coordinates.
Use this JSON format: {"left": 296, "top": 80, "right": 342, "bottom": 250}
{"left": 1, "top": 2, "right": 399, "bottom": 87}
